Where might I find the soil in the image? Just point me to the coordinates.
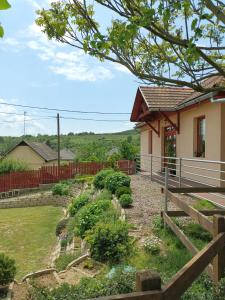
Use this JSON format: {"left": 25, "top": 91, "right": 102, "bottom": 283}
{"left": 33, "top": 273, "right": 58, "bottom": 288}
{"left": 12, "top": 283, "right": 29, "bottom": 300}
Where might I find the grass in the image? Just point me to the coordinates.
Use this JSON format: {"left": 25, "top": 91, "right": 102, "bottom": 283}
{"left": 55, "top": 251, "right": 81, "bottom": 272}
{"left": 193, "top": 199, "right": 216, "bottom": 210}
{"left": 0, "top": 206, "right": 63, "bottom": 280}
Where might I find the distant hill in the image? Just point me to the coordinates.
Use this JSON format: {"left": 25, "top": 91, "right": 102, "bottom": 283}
{"left": 0, "top": 129, "right": 140, "bottom": 162}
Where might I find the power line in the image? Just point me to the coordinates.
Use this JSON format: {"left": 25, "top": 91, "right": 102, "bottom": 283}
{"left": 60, "top": 116, "right": 129, "bottom": 122}
{"left": 0, "top": 102, "right": 130, "bottom": 115}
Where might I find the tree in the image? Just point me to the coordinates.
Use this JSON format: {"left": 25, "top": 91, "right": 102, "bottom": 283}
{"left": 119, "top": 140, "right": 138, "bottom": 160}
{"left": 0, "top": 0, "right": 11, "bottom": 38}
{"left": 36, "top": 0, "right": 225, "bottom": 92}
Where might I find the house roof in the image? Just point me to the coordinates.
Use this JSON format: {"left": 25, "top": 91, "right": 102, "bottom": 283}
{"left": 60, "top": 149, "right": 75, "bottom": 161}
{"left": 131, "top": 76, "right": 225, "bottom": 123}
{"left": 139, "top": 86, "right": 193, "bottom": 110}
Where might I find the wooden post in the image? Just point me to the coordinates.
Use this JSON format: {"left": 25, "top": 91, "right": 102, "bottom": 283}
{"left": 213, "top": 215, "right": 225, "bottom": 283}
{"left": 136, "top": 270, "right": 161, "bottom": 292}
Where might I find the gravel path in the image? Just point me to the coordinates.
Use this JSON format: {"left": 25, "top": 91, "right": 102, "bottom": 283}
{"left": 125, "top": 174, "right": 196, "bottom": 238}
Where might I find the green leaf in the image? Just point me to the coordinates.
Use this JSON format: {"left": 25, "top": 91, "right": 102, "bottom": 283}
{"left": 0, "top": 25, "right": 4, "bottom": 38}
{"left": 0, "top": 0, "right": 11, "bottom": 10}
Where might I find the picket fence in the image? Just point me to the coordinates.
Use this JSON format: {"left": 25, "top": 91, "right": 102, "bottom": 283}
{"left": 0, "top": 160, "right": 135, "bottom": 193}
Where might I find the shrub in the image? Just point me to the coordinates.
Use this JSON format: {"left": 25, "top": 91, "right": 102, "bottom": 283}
{"left": 115, "top": 186, "right": 132, "bottom": 199}
{"left": 105, "top": 172, "right": 131, "bottom": 193}
{"left": 29, "top": 266, "right": 135, "bottom": 299}
{"left": 119, "top": 194, "right": 133, "bottom": 208}
{"left": 55, "top": 251, "right": 81, "bottom": 272}
{"left": 55, "top": 218, "right": 69, "bottom": 236}
{"left": 144, "top": 236, "right": 161, "bottom": 255}
{"left": 68, "top": 192, "right": 91, "bottom": 216}
{"left": 95, "top": 189, "right": 112, "bottom": 201}
{"left": 93, "top": 169, "right": 114, "bottom": 190}
{"left": 184, "top": 223, "right": 212, "bottom": 242}
{"left": 52, "top": 182, "right": 70, "bottom": 196}
{"left": 86, "top": 221, "right": 132, "bottom": 264}
{"left": 0, "top": 253, "right": 16, "bottom": 285}
{"left": 0, "top": 159, "right": 29, "bottom": 175}
{"left": 75, "top": 200, "right": 112, "bottom": 238}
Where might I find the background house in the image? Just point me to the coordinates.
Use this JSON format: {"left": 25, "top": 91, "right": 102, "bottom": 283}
{"left": 130, "top": 76, "right": 225, "bottom": 185}
{"left": 4, "top": 140, "right": 75, "bottom": 169}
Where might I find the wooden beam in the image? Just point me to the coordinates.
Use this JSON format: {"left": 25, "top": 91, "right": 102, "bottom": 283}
{"left": 160, "top": 111, "right": 179, "bottom": 133}
{"left": 163, "top": 212, "right": 198, "bottom": 255}
{"left": 213, "top": 215, "right": 225, "bottom": 283}
{"left": 168, "top": 187, "right": 225, "bottom": 193}
{"left": 168, "top": 191, "right": 213, "bottom": 234}
{"left": 91, "top": 290, "right": 163, "bottom": 300}
{"left": 166, "top": 210, "right": 225, "bottom": 217}
{"left": 146, "top": 120, "right": 160, "bottom": 137}
{"left": 163, "top": 232, "right": 225, "bottom": 300}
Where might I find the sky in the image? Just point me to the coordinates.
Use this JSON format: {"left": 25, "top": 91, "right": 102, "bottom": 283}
{"left": 0, "top": 0, "right": 139, "bottom": 136}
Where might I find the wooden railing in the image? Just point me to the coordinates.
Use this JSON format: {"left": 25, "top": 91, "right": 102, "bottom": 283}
{"left": 92, "top": 167, "right": 225, "bottom": 300}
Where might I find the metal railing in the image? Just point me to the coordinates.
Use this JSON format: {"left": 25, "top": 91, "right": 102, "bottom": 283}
{"left": 135, "top": 154, "right": 225, "bottom": 204}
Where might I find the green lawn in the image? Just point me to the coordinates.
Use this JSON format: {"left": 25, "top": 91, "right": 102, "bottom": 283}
{"left": 0, "top": 206, "right": 63, "bottom": 280}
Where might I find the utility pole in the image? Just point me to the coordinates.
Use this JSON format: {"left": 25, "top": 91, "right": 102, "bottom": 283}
{"left": 23, "top": 111, "right": 27, "bottom": 137}
{"left": 57, "top": 113, "right": 61, "bottom": 169}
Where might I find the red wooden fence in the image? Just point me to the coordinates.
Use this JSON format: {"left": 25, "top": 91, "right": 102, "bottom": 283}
{"left": 0, "top": 160, "right": 136, "bottom": 193}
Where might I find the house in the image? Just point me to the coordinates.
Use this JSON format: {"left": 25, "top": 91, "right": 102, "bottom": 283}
{"left": 130, "top": 76, "right": 225, "bottom": 185}
{"left": 4, "top": 140, "right": 75, "bottom": 170}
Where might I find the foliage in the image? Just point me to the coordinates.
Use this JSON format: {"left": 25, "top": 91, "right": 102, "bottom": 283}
{"left": 93, "top": 169, "right": 114, "bottom": 190}
{"left": 52, "top": 182, "right": 70, "bottom": 196}
{"left": 36, "top": 1, "right": 225, "bottom": 92}
{"left": 183, "top": 223, "right": 212, "bottom": 243}
{"left": 0, "top": 159, "right": 29, "bottom": 175}
{"left": 194, "top": 199, "right": 216, "bottom": 210}
{"left": 119, "top": 194, "right": 133, "bottom": 208}
{"left": 95, "top": 189, "right": 112, "bottom": 201}
{"left": 143, "top": 236, "right": 161, "bottom": 255}
{"left": 105, "top": 171, "right": 131, "bottom": 193}
{"left": 29, "top": 266, "right": 135, "bottom": 299}
{"left": 55, "top": 251, "right": 81, "bottom": 272}
{"left": 115, "top": 186, "right": 132, "bottom": 199}
{"left": 0, "top": 253, "right": 16, "bottom": 285}
{"left": 55, "top": 218, "right": 69, "bottom": 236}
{"left": 119, "top": 140, "right": 138, "bottom": 161}
{"left": 86, "top": 221, "right": 132, "bottom": 264}
{"left": 0, "top": 0, "right": 11, "bottom": 38}
{"left": 68, "top": 192, "right": 91, "bottom": 216}
{"left": 74, "top": 175, "right": 94, "bottom": 184}
{"left": 75, "top": 200, "right": 112, "bottom": 238}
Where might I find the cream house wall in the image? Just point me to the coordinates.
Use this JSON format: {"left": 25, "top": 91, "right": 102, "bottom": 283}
{"left": 139, "top": 101, "right": 223, "bottom": 185}
{"left": 6, "top": 145, "right": 45, "bottom": 170}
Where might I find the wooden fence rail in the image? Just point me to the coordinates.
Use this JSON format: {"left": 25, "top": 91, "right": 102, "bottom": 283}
{"left": 0, "top": 160, "right": 136, "bottom": 193}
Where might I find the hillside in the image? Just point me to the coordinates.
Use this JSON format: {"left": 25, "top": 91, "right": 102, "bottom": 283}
{"left": 0, "top": 129, "right": 140, "bottom": 162}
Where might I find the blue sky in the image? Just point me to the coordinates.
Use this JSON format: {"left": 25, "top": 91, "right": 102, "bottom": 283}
{"left": 0, "top": 0, "right": 139, "bottom": 136}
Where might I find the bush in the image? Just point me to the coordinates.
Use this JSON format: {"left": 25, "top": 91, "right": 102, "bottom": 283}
{"left": 0, "top": 253, "right": 16, "bottom": 285}
{"left": 93, "top": 169, "right": 114, "bottom": 190}
{"left": 55, "top": 251, "right": 81, "bottom": 272}
{"left": 105, "top": 172, "right": 131, "bottom": 193}
{"left": 184, "top": 223, "right": 212, "bottom": 242}
{"left": 55, "top": 218, "right": 69, "bottom": 236}
{"left": 68, "top": 192, "right": 91, "bottom": 216}
{"left": 86, "top": 221, "right": 132, "bottom": 264}
{"left": 52, "top": 182, "right": 70, "bottom": 196}
{"left": 95, "top": 189, "right": 112, "bottom": 201}
{"left": 29, "top": 266, "right": 135, "bottom": 299}
{"left": 75, "top": 200, "right": 112, "bottom": 238}
{"left": 115, "top": 186, "right": 132, "bottom": 199}
{"left": 144, "top": 236, "right": 161, "bottom": 255}
{"left": 0, "top": 159, "right": 29, "bottom": 175}
{"left": 119, "top": 194, "right": 133, "bottom": 208}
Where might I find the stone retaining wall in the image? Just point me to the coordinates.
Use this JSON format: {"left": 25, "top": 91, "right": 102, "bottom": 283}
{"left": 0, "top": 195, "right": 69, "bottom": 209}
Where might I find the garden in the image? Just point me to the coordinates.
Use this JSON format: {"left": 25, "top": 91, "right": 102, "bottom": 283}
{"left": 1, "top": 169, "right": 225, "bottom": 300}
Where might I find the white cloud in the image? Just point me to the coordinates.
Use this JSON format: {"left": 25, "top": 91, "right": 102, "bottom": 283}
{"left": 0, "top": 99, "right": 46, "bottom": 135}
{"left": 25, "top": 23, "right": 114, "bottom": 81}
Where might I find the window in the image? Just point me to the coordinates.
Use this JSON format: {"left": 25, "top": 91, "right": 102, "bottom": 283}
{"left": 148, "top": 130, "right": 152, "bottom": 154}
{"left": 195, "top": 116, "right": 206, "bottom": 158}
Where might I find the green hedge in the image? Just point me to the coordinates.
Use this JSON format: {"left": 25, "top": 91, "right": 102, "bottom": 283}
{"left": 105, "top": 172, "right": 130, "bottom": 193}
{"left": 93, "top": 169, "right": 114, "bottom": 190}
